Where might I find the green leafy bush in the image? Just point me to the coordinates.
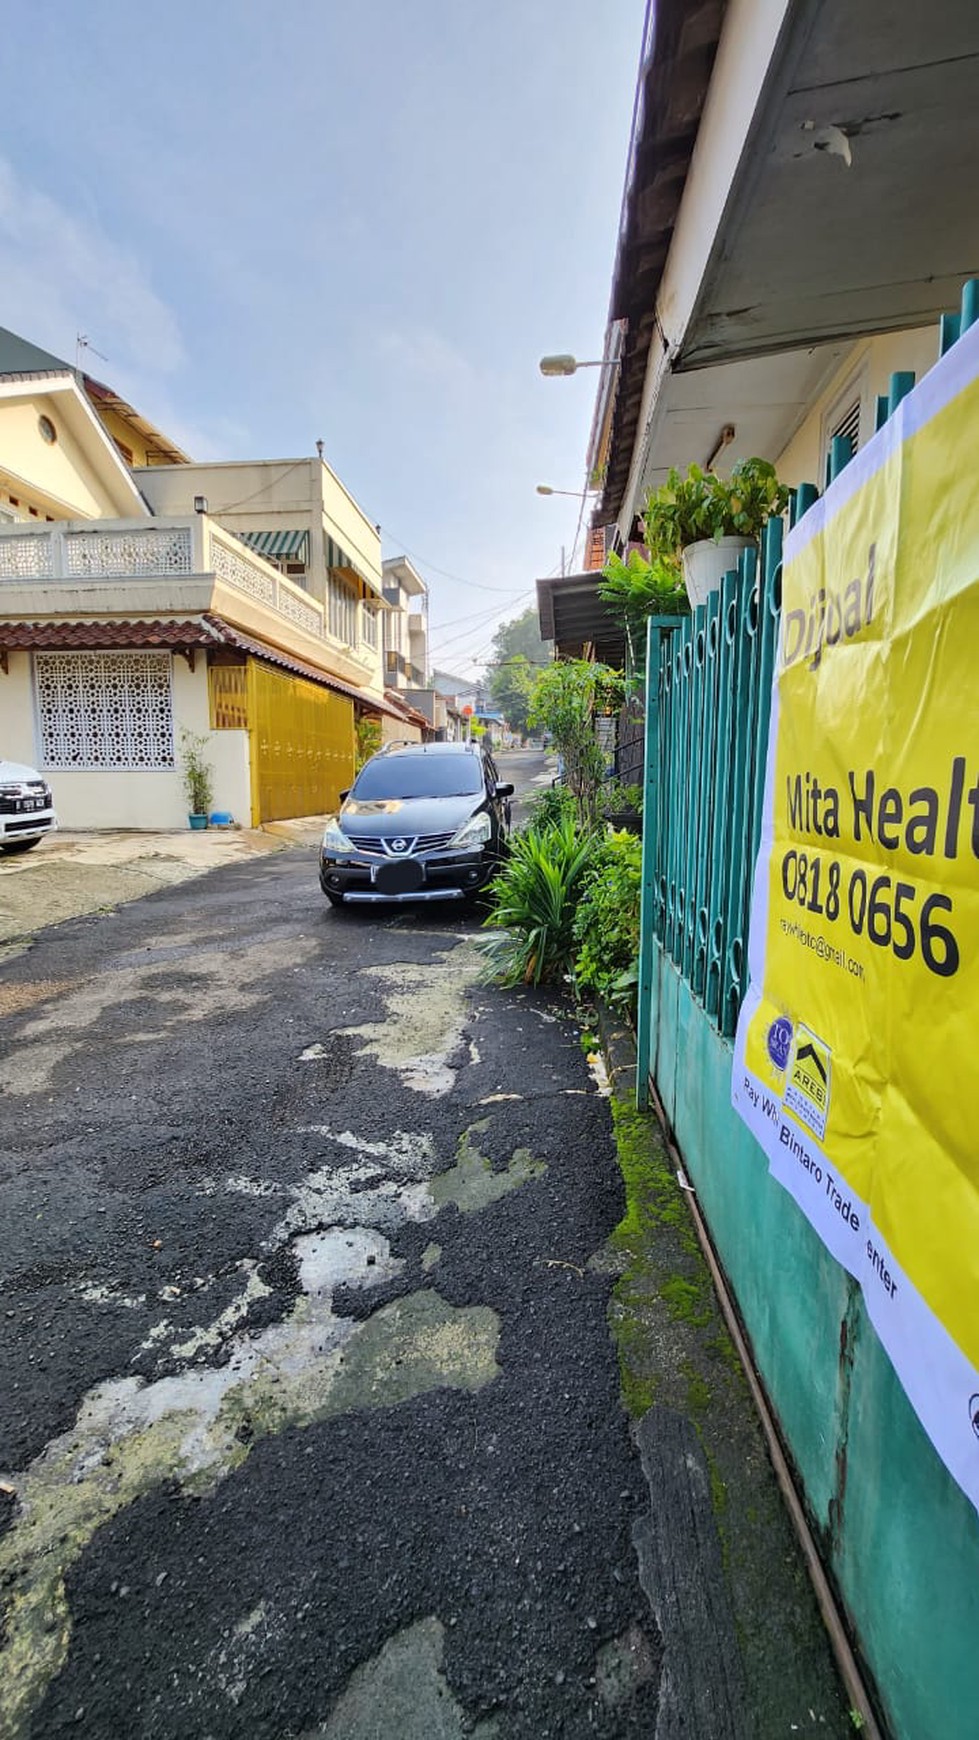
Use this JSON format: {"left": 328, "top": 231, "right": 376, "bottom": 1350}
{"left": 478, "top": 816, "right": 598, "bottom": 986}
{"left": 643, "top": 457, "right": 789, "bottom": 557}
{"left": 573, "top": 829, "right": 643, "bottom": 1018}
{"left": 356, "top": 717, "right": 382, "bottom": 770}
{"left": 598, "top": 548, "right": 688, "bottom": 663}
{"left": 525, "top": 782, "right": 578, "bottom": 832}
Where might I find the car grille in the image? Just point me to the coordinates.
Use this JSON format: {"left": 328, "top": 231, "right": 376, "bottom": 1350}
{"left": 0, "top": 780, "right": 51, "bottom": 816}
{"left": 345, "top": 830, "right": 457, "bottom": 855}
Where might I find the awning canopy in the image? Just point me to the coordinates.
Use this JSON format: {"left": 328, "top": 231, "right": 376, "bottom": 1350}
{"left": 536, "top": 571, "right": 626, "bottom": 666}
{"left": 234, "top": 529, "right": 309, "bottom": 563}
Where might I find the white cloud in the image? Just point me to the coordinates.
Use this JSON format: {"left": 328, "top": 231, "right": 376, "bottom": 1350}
{"left": 0, "top": 157, "right": 185, "bottom": 377}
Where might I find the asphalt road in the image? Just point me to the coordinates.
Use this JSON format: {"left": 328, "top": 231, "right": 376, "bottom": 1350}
{"left": 0, "top": 750, "right": 662, "bottom": 1739}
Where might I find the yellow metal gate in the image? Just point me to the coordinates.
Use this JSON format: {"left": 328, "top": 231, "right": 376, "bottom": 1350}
{"left": 246, "top": 661, "right": 355, "bottom": 823}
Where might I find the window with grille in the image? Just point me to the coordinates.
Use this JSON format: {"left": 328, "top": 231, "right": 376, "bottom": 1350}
{"left": 361, "top": 604, "right": 379, "bottom": 649}
{"left": 209, "top": 664, "right": 249, "bottom": 730}
{"left": 35, "top": 651, "right": 175, "bottom": 769}
{"left": 327, "top": 574, "right": 357, "bottom": 644}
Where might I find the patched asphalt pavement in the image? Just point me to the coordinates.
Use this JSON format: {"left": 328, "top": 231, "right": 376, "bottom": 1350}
{"left": 0, "top": 752, "right": 661, "bottom": 1739}
{"left": 0, "top": 751, "right": 852, "bottom": 1739}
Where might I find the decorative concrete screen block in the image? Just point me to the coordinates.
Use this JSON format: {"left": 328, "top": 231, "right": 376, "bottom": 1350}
{"left": 0, "top": 533, "right": 54, "bottom": 579}
{"left": 35, "top": 651, "right": 175, "bottom": 769}
{"left": 212, "top": 539, "right": 276, "bottom": 605}
{"left": 65, "top": 527, "right": 194, "bottom": 576}
{"left": 277, "top": 587, "right": 322, "bottom": 636}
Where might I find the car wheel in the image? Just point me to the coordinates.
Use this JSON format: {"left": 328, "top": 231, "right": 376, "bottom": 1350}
{"left": 0, "top": 837, "right": 41, "bottom": 855}
{"left": 324, "top": 889, "right": 345, "bottom": 907}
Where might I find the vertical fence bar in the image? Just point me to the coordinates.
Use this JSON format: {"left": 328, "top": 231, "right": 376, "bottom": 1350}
{"left": 635, "top": 622, "right": 661, "bottom": 1111}
{"left": 705, "top": 569, "right": 739, "bottom": 1023}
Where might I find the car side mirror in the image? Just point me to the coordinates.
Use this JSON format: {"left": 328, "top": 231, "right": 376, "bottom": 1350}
{"left": 495, "top": 782, "right": 514, "bottom": 798}
{"left": 338, "top": 789, "right": 350, "bottom": 803}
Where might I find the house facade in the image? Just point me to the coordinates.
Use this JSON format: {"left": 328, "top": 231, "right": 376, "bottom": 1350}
{"left": 0, "top": 349, "right": 408, "bottom": 827}
{"left": 572, "top": 4, "right": 979, "bottom": 1738}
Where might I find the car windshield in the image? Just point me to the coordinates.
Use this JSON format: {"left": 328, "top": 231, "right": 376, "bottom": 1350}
{"left": 353, "top": 755, "right": 483, "bottom": 800}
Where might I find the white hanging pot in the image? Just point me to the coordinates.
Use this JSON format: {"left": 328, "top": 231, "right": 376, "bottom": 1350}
{"left": 681, "top": 536, "right": 754, "bottom": 607}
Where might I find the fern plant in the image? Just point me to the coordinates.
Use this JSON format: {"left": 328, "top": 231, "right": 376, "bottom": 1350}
{"left": 478, "top": 816, "right": 598, "bottom": 987}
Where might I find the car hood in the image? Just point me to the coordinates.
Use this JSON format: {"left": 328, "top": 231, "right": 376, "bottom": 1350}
{"left": 339, "top": 794, "right": 481, "bottom": 835}
{"left": 0, "top": 759, "right": 44, "bottom": 783}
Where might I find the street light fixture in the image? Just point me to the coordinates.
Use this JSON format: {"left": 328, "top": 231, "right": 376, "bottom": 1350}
{"left": 539, "top": 353, "right": 618, "bottom": 377}
{"left": 536, "top": 484, "right": 598, "bottom": 497}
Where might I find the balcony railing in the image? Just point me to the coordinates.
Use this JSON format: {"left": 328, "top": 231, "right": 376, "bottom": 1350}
{"left": 0, "top": 515, "right": 367, "bottom": 658}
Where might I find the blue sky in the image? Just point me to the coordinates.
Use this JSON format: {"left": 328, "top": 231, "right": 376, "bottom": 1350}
{"left": 0, "top": 1, "right": 644, "bottom": 675}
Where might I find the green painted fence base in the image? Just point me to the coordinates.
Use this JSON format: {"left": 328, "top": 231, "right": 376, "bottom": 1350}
{"left": 648, "top": 940, "right": 979, "bottom": 1740}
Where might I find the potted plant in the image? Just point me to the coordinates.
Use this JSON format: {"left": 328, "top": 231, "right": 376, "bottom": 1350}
{"left": 643, "top": 457, "right": 789, "bottom": 607}
{"left": 178, "top": 728, "right": 214, "bottom": 830}
{"left": 599, "top": 780, "right": 643, "bottom": 834}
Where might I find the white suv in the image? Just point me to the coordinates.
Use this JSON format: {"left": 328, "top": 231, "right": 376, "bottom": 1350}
{"left": 0, "top": 758, "right": 57, "bottom": 854}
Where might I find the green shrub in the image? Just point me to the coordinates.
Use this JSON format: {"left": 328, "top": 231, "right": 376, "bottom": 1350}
{"left": 478, "top": 816, "right": 598, "bottom": 987}
{"left": 573, "top": 830, "right": 643, "bottom": 1018}
{"left": 525, "top": 782, "right": 578, "bottom": 832}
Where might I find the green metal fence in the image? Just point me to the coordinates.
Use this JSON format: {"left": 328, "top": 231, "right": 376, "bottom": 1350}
{"left": 640, "top": 516, "right": 782, "bottom": 1050}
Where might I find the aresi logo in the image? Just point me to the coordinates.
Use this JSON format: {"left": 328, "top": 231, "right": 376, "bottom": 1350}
{"left": 780, "top": 543, "right": 877, "bottom": 672}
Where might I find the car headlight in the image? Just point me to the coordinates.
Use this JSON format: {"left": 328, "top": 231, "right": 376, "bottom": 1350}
{"left": 449, "top": 811, "right": 492, "bottom": 849}
{"left": 322, "top": 818, "right": 354, "bottom": 853}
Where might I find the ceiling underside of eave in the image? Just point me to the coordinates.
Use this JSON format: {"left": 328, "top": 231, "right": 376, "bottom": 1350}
{"left": 599, "top": 0, "right": 728, "bottom": 521}
{"left": 640, "top": 340, "right": 849, "bottom": 493}
{"left": 680, "top": 0, "right": 979, "bottom": 370}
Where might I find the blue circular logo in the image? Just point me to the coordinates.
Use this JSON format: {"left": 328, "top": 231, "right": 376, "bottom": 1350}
{"left": 767, "top": 1016, "right": 793, "bottom": 1071}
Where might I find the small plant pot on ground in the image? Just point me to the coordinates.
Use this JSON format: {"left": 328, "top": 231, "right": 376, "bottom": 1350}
{"left": 681, "top": 536, "right": 754, "bottom": 608}
{"left": 188, "top": 813, "right": 208, "bottom": 831}
{"left": 603, "top": 810, "right": 642, "bottom": 836}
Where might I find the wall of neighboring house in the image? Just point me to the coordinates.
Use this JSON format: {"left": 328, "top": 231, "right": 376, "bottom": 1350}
{"left": 94, "top": 405, "right": 165, "bottom": 470}
{"left": 380, "top": 716, "right": 422, "bottom": 746}
{"left": 137, "top": 459, "right": 385, "bottom": 699}
{"left": 775, "top": 326, "right": 942, "bottom": 488}
{"left": 0, "top": 652, "right": 251, "bottom": 830}
{"left": 0, "top": 394, "right": 127, "bottom": 519}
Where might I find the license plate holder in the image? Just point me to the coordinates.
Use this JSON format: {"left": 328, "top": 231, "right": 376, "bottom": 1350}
{"left": 372, "top": 857, "right": 425, "bottom": 895}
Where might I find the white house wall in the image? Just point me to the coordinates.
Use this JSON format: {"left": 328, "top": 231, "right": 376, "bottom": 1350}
{"left": 0, "top": 652, "right": 251, "bottom": 831}
{"left": 0, "top": 393, "right": 136, "bottom": 520}
{"left": 775, "top": 326, "right": 942, "bottom": 486}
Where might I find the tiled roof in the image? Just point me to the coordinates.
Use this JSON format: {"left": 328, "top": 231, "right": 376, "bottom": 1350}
{"left": 203, "top": 618, "right": 402, "bottom": 716}
{"left": 0, "top": 613, "right": 404, "bottom": 719}
{"left": 0, "top": 618, "right": 213, "bottom": 650}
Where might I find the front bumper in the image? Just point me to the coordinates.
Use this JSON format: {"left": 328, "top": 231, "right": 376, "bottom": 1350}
{"left": 0, "top": 807, "right": 57, "bottom": 846}
{"left": 319, "top": 846, "right": 498, "bottom": 904}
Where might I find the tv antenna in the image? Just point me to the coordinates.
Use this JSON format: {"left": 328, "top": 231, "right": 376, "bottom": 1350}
{"left": 76, "top": 334, "right": 109, "bottom": 370}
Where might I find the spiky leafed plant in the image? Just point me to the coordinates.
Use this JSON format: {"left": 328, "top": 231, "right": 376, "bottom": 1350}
{"left": 478, "top": 815, "right": 599, "bottom": 987}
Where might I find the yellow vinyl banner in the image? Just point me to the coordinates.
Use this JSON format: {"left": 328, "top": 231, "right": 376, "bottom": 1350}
{"left": 733, "top": 327, "right": 979, "bottom": 1511}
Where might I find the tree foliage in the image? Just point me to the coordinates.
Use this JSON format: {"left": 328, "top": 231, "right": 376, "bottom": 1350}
{"left": 489, "top": 653, "right": 535, "bottom": 736}
{"left": 486, "top": 607, "right": 551, "bottom": 737}
{"left": 528, "top": 660, "right": 624, "bottom": 828}
{"left": 490, "top": 606, "right": 550, "bottom": 668}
